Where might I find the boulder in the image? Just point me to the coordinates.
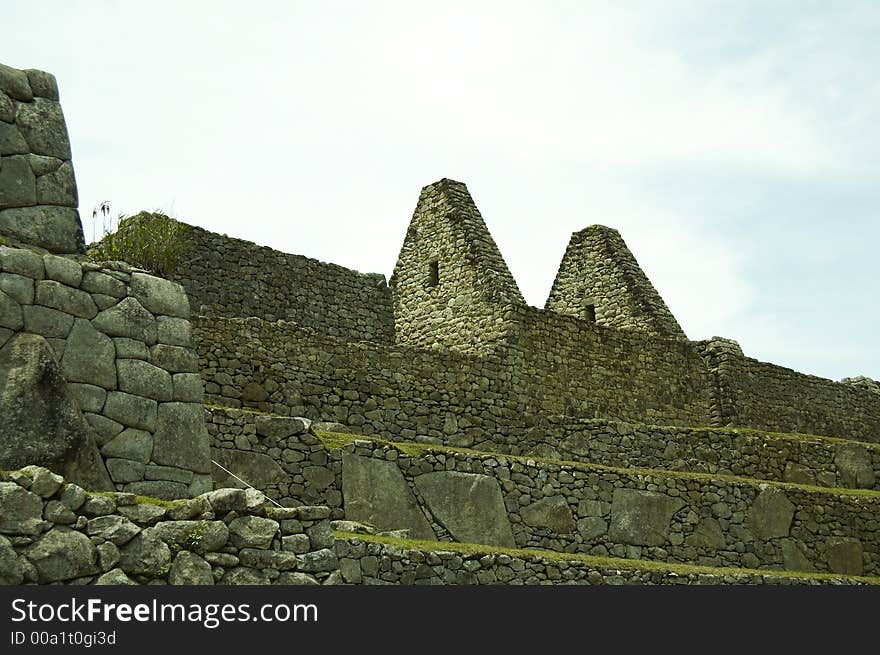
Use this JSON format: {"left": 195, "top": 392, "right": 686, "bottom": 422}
{"left": 0, "top": 333, "right": 112, "bottom": 490}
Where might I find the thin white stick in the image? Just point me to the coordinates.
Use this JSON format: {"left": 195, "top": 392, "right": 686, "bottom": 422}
{"left": 211, "top": 459, "right": 284, "bottom": 508}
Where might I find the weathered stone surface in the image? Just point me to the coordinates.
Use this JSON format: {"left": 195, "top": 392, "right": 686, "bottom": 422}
{"left": 84, "top": 412, "right": 124, "bottom": 445}
{"left": 61, "top": 319, "right": 116, "bottom": 388}
{"left": 204, "top": 488, "right": 248, "bottom": 513}
{"left": 0, "top": 534, "right": 24, "bottom": 584}
{"left": 43, "top": 253, "right": 81, "bottom": 286}
{"left": 117, "top": 358, "right": 172, "bottom": 401}
{"left": 172, "top": 372, "right": 204, "bottom": 402}
{"left": 92, "top": 297, "right": 157, "bottom": 344}
{"left": 117, "top": 503, "right": 166, "bottom": 526}
{"left": 35, "top": 161, "right": 77, "bottom": 206}
{"left": 150, "top": 344, "right": 198, "bottom": 373}
{"left": 114, "top": 337, "right": 148, "bottom": 360}
{"left": 0, "top": 206, "right": 84, "bottom": 253}
{"left": 834, "top": 444, "right": 875, "bottom": 489}
{"left": 0, "top": 90, "right": 13, "bottom": 122}
{"left": 44, "top": 499, "right": 76, "bottom": 524}
{"left": 0, "top": 288, "right": 22, "bottom": 330}
{"left": 0, "top": 333, "right": 112, "bottom": 490}
{"left": 36, "top": 280, "right": 96, "bottom": 318}
{"left": 826, "top": 538, "right": 863, "bottom": 576}
{"left": 0, "top": 482, "right": 44, "bottom": 535}
{"left": 521, "top": 495, "right": 576, "bottom": 533}
{"left": 119, "top": 527, "right": 172, "bottom": 576}
{"left": 210, "top": 448, "right": 286, "bottom": 489}
{"left": 256, "top": 414, "right": 310, "bottom": 438}
{"left": 342, "top": 454, "right": 435, "bottom": 540}
{"left": 748, "top": 487, "right": 795, "bottom": 540}
{"left": 59, "top": 483, "right": 87, "bottom": 510}
{"left": 168, "top": 551, "right": 214, "bottom": 585}
{"left": 608, "top": 489, "right": 685, "bottom": 547}
{"left": 686, "top": 517, "right": 726, "bottom": 549}
{"left": 188, "top": 474, "right": 213, "bottom": 497}
{"left": 221, "top": 567, "right": 270, "bottom": 585}
{"left": 781, "top": 538, "right": 814, "bottom": 572}
{"left": 24, "top": 69, "right": 59, "bottom": 100}
{"left": 15, "top": 97, "right": 71, "bottom": 159}
{"left": 0, "top": 154, "right": 36, "bottom": 208}
{"left": 0, "top": 63, "right": 33, "bottom": 101}
{"left": 153, "top": 520, "right": 229, "bottom": 553}
{"left": 0, "top": 122, "right": 28, "bottom": 154}
{"left": 124, "top": 480, "right": 188, "bottom": 500}
{"left": 67, "top": 383, "right": 106, "bottom": 413}
{"left": 0, "top": 245, "right": 43, "bottom": 277}
{"left": 157, "top": 316, "right": 192, "bottom": 346}
{"left": 100, "top": 428, "right": 153, "bottom": 464}
{"left": 228, "top": 516, "right": 279, "bottom": 549}
{"left": 86, "top": 515, "right": 141, "bottom": 545}
{"left": 415, "top": 471, "right": 514, "bottom": 547}
{"left": 106, "top": 458, "right": 145, "bottom": 483}
{"left": 103, "top": 392, "right": 158, "bottom": 432}
{"left": 27, "top": 154, "right": 62, "bottom": 176}
{"left": 95, "top": 568, "right": 137, "bottom": 585}
{"left": 25, "top": 528, "right": 98, "bottom": 583}
{"left": 0, "top": 272, "right": 33, "bottom": 304}
{"left": 131, "top": 272, "right": 190, "bottom": 318}
{"left": 145, "top": 465, "right": 193, "bottom": 484}
{"left": 22, "top": 465, "right": 64, "bottom": 497}
{"left": 81, "top": 270, "right": 126, "bottom": 298}
{"left": 82, "top": 494, "right": 116, "bottom": 516}
{"left": 152, "top": 402, "right": 211, "bottom": 474}
{"left": 297, "top": 548, "right": 339, "bottom": 573}
{"left": 576, "top": 517, "right": 607, "bottom": 540}
{"left": 22, "top": 305, "right": 74, "bottom": 338}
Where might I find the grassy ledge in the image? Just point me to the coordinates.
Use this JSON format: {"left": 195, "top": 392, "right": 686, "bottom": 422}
{"left": 334, "top": 531, "right": 880, "bottom": 584}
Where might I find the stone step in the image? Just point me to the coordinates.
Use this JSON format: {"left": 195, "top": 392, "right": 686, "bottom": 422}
{"left": 334, "top": 533, "right": 879, "bottom": 586}
{"left": 203, "top": 405, "right": 880, "bottom": 578}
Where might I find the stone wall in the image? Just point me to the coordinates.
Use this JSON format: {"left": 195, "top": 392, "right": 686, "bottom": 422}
{"left": 1, "top": 245, "right": 211, "bottom": 497}
{"left": 329, "top": 438, "right": 880, "bottom": 576}
{"left": 545, "top": 225, "right": 685, "bottom": 338}
{"left": 0, "top": 63, "right": 83, "bottom": 254}
{"left": 162, "top": 220, "right": 394, "bottom": 344}
{"left": 337, "top": 537, "right": 868, "bottom": 585}
{"left": 705, "top": 340, "right": 880, "bottom": 442}
{"left": 389, "top": 178, "right": 524, "bottom": 353}
{"left": 194, "top": 314, "right": 713, "bottom": 441}
{"left": 0, "top": 467, "right": 337, "bottom": 585}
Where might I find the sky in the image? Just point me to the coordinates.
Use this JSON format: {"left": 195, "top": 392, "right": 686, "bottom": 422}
{"left": 4, "top": 1, "right": 878, "bottom": 381}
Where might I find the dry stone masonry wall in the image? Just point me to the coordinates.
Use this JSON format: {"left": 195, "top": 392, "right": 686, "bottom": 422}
{"left": 164, "top": 221, "right": 395, "bottom": 344}
{"left": 545, "top": 225, "right": 686, "bottom": 338}
{"left": 0, "top": 467, "right": 337, "bottom": 585}
{"left": 0, "top": 64, "right": 82, "bottom": 254}
{"left": 0, "top": 247, "right": 211, "bottom": 497}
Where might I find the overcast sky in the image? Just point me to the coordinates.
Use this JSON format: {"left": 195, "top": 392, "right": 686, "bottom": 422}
{"left": 5, "top": 1, "right": 878, "bottom": 381}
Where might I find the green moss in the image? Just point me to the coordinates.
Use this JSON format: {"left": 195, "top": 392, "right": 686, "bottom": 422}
{"left": 335, "top": 531, "right": 880, "bottom": 584}
{"left": 88, "top": 490, "right": 181, "bottom": 508}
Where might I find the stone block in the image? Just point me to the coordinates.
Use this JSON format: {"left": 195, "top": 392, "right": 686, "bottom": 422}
{"left": 92, "top": 297, "right": 157, "bottom": 344}
{"left": 0, "top": 154, "right": 36, "bottom": 208}
{"left": 103, "top": 392, "right": 158, "bottom": 432}
{"left": 117, "top": 358, "right": 172, "bottom": 401}
{"left": 608, "top": 488, "right": 685, "bottom": 547}
{"left": 152, "top": 402, "right": 211, "bottom": 474}
{"left": 36, "top": 280, "right": 96, "bottom": 318}
{"left": 42, "top": 253, "right": 81, "bottom": 286}
{"left": 0, "top": 206, "right": 84, "bottom": 254}
{"left": 61, "top": 319, "right": 116, "bottom": 388}
{"left": 748, "top": 487, "right": 795, "bottom": 540}
{"left": 130, "top": 272, "right": 189, "bottom": 318}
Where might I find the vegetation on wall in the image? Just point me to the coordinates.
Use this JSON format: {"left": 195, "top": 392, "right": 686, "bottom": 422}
{"left": 87, "top": 211, "right": 189, "bottom": 276}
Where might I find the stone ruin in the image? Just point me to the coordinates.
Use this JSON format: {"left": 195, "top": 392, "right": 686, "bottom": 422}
{"left": 1, "top": 62, "right": 879, "bottom": 585}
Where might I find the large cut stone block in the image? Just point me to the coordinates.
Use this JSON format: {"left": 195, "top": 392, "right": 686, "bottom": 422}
{"left": 61, "top": 318, "right": 116, "bottom": 388}
{"left": 130, "top": 272, "right": 190, "bottom": 318}
{"left": 0, "top": 206, "right": 84, "bottom": 254}
{"left": 608, "top": 488, "right": 685, "bottom": 547}
{"left": 15, "top": 97, "right": 71, "bottom": 159}
{"left": 748, "top": 487, "right": 795, "bottom": 540}
{"left": 834, "top": 444, "right": 875, "bottom": 489}
{"left": 414, "top": 471, "right": 515, "bottom": 547}
{"left": 521, "top": 495, "right": 576, "bottom": 533}
{"left": 152, "top": 402, "right": 212, "bottom": 475}
{"left": 0, "top": 482, "right": 44, "bottom": 535}
{"left": 0, "top": 154, "right": 36, "bottom": 208}
{"left": 826, "top": 538, "right": 863, "bottom": 576}
{"left": 342, "top": 454, "right": 435, "bottom": 540}
{"left": 36, "top": 280, "right": 96, "bottom": 318}
{"left": 0, "top": 63, "right": 33, "bottom": 102}
{"left": 117, "top": 358, "right": 172, "bottom": 401}
{"left": 0, "top": 333, "right": 112, "bottom": 490}
{"left": 35, "top": 161, "right": 77, "bottom": 207}
{"left": 103, "top": 392, "right": 157, "bottom": 432}
{"left": 211, "top": 447, "right": 287, "bottom": 489}
{"left": 92, "top": 297, "right": 157, "bottom": 344}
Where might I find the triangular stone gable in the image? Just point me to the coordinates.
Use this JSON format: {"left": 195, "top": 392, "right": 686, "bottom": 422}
{"left": 390, "top": 178, "right": 524, "bottom": 351}
{"left": 545, "top": 225, "right": 686, "bottom": 338}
